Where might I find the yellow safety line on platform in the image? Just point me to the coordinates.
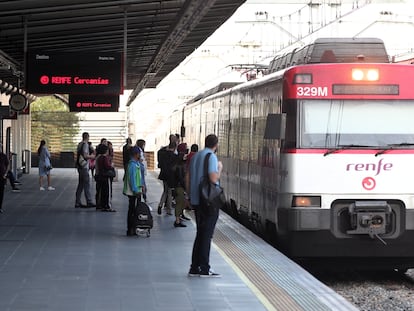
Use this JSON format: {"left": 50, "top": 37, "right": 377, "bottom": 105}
{"left": 213, "top": 242, "right": 277, "bottom": 311}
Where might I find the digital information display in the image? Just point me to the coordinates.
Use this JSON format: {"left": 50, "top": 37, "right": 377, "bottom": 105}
{"left": 332, "top": 84, "right": 399, "bottom": 95}
{"left": 69, "top": 94, "right": 119, "bottom": 112}
{"left": 26, "top": 51, "right": 123, "bottom": 95}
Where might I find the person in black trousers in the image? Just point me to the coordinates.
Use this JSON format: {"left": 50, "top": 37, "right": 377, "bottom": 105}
{"left": 0, "top": 144, "right": 9, "bottom": 213}
{"left": 187, "top": 134, "right": 223, "bottom": 277}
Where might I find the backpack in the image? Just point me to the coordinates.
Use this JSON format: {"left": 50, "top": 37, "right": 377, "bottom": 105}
{"left": 157, "top": 146, "right": 167, "bottom": 169}
{"left": 134, "top": 201, "right": 153, "bottom": 229}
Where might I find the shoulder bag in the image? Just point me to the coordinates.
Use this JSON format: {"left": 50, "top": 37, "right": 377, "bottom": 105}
{"left": 199, "top": 152, "right": 226, "bottom": 215}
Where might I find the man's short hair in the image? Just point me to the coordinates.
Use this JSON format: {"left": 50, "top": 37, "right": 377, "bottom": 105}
{"left": 205, "top": 134, "right": 218, "bottom": 149}
{"left": 190, "top": 144, "right": 198, "bottom": 152}
{"left": 96, "top": 144, "right": 108, "bottom": 155}
{"left": 82, "top": 132, "right": 89, "bottom": 140}
{"left": 136, "top": 139, "right": 145, "bottom": 148}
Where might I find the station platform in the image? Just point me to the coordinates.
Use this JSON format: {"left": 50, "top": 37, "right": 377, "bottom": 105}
{"left": 0, "top": 168, "right": 357, "bottom": 311}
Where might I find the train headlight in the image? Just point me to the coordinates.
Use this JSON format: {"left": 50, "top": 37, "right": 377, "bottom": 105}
{"left": 366, "top": 69, "right": 379, "bottom": 81}
{"left": 351, "top": 68, "right": 379, "bottom": 81}
{"left": 351, "top": 69, "right": 364, "bottom": 81}
{"left": 292, "top": 196, "right": 321, "bottom": 207}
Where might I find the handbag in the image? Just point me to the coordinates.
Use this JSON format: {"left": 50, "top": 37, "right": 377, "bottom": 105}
{"left": 199, "top": 153, "right": 225, "bottom": 215}
{"left": 103, "top": 167, "right": 116, "bottom": 178}
{"left": 78, "top": 154, "right": 87, "bottom": 168}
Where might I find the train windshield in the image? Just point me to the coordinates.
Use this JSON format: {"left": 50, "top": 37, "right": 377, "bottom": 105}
{"left": 299, "top": 100, "right": 414, "bottom": 148}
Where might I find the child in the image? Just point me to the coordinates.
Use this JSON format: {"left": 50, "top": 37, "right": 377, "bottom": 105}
{"left": 123, "top": 146, "right": 143, "bottom": 236}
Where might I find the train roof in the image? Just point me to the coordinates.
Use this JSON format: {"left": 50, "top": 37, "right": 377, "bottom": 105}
{"left": 186, "top": 82, "right": 243, "bottom": 104}
{"left": 268, "top": 37, "right": 389, "bottom": 73}
{"left": 184, "top": 38, "right": 394, "bottom": 106}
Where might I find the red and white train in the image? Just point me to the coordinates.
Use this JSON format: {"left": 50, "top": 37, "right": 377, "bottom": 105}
{"left": 168, "top": 38, "right": 414, "bottom": 270}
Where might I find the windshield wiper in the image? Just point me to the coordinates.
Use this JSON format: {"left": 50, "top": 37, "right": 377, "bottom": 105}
{"left": 375, "top": 143, "right": 414, "bottom": 157}
{"left": 323, "top": 144, "right": 376, "bottom": 157}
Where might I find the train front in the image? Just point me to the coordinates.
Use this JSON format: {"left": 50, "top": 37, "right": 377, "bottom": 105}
{"left": 279, "top": 63, "right": 414, "bottom": 269}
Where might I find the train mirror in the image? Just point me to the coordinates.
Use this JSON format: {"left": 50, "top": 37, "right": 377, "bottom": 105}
{"left": 264, "top": 113, "right": 286, "bottom": 140}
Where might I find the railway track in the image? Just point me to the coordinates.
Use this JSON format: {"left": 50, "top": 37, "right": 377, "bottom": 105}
{"left": 313, "top": 269, "right": 414, "bottom": 311}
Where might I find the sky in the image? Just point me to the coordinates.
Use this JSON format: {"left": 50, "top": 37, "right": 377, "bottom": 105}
{"left": 126, "top": 0, "right": 414, "bottom": 150}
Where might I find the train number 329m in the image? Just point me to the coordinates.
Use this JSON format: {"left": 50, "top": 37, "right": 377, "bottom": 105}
{"left": 297, "top": 86, "right": 328, "bottom": 97}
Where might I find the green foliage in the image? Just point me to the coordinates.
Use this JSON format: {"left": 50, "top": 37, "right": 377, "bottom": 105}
{"left": 31, "top": 96, "right": 80, "bottom": 152}
{"left": 31, "top": 95, "right": 69, "bottom": 112}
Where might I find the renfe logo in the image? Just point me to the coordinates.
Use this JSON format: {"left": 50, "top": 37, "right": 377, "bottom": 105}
{"left": 362, "top": 177, "right": 376, "bottom": 190}
{"left": 346, "top": 158, "right": 393, "bottom": 176}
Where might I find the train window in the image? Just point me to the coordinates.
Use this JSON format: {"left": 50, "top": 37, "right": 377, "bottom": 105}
{"left": 264, "top": 113, "right": 286, "bottom": 140}
{"left": 299, "top": 100, "right": 414, "bottom": 148}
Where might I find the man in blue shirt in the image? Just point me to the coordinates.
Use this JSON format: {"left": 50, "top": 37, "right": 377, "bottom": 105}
{"left": 188, "top": 134, "right": 222, "bottom": 277}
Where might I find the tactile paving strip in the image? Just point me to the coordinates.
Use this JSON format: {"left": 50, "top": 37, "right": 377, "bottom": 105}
{"left": 213, "top": 215, "right": 332, "bottom": 311}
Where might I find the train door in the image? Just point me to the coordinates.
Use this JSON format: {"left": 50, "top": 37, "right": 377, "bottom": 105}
{"left": 238, "top": 91, "right": 251, "bottom": 217}
{"left": 249, "top": 90, "right": 264, "bottom": 231}
{"left": 248, "top": 91, "right": 254, "bottom": 218}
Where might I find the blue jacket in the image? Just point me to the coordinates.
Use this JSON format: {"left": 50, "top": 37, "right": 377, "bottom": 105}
{"left": 123, "top": 159, "right": 142, "bottom": 196}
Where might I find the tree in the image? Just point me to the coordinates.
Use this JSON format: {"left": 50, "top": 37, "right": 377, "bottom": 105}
{"left": 31, "top": 96, "right": 80, "bottom": 152}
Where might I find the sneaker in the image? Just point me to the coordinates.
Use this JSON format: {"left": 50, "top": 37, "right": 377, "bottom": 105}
{"left": 180, "top": 214, "right": 191, "bottom": 221}
{"left": 12, "top": 188, "right": 21, "bottom": 193}
{"left": 188, "top": 268, "right": 200, "bottom": 277}
{"left": 47, "top": 186, "right": 55, "bottom": 191}
{"left": 199, "top": 270, "right": 221, "bottom": 278}
{"left": 101, "top": 208, "right": 116, "bottom": 212}
{"left": 174, "top": 221, "right": 187, "bottom": 228}
{"left": 157, "top": 205, "right": 162, "bottom": 215}
{"left": 40, "top": 187, "right": 45, "bottom": 191}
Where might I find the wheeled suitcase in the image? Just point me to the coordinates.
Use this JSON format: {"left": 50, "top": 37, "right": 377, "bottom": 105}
{"left": 134, "top": 201, "right": 153, "bottom": 237}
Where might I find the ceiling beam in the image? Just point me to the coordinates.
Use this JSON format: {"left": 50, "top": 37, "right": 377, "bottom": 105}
{"left": 127, "top": 0, "right": 222, "bottom": 106}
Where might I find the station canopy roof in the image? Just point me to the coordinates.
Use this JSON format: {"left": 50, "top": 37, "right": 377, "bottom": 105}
{"left": 0, "top": 0, "right": 246, "bottom": 104}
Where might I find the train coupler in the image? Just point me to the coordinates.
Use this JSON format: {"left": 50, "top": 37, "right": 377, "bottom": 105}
{"left": 346, "top": 201, "right": 391, "bottom": 245}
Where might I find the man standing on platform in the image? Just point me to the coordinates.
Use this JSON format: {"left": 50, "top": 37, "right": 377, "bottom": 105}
{"left": 75, "top": 132, "right": 96, "bottom": 208}
{"left": 187, "top": 134, "right": 222, "bottom": 277}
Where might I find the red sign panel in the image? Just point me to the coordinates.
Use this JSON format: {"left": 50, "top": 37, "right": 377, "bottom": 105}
{"left": 26, "top": 51, "right": 123, "bottom": 95}
{"left": 69, "top": 94, "right": 119, "bottom": 112}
